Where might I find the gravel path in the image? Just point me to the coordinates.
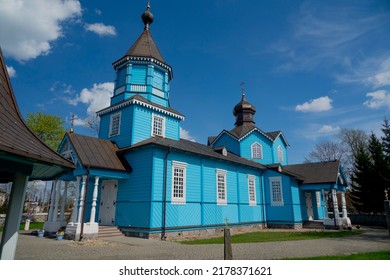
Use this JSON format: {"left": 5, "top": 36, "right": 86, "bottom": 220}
{"left": 10, "top": 226, "right": 390, "bottom": 260}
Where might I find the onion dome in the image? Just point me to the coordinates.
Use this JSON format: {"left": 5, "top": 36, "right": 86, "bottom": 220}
{"left": 233, "top": 93, "right": 256, "bottom": 126}
{"left": 142, "top": 3, "right": 154, "bottom": 30}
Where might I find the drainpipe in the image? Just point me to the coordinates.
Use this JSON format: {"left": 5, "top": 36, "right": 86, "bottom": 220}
{"left": 161, "top": 147, "right": 172, "bottom": 240}
{"left": 80, "top": 166, "right": 90, "bottom": 241}
{"left": 259, "top": 170, "right": 266, "bottom": 228}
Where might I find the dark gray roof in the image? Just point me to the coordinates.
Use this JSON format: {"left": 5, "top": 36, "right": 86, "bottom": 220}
{"left": 121, "top": 29, "right": 165, "bottom": 63}
{"left": 0, "top": 49, "right": 74, "bottom": 181}
{"left": 67, "top": 133, "right": 129, "bottom": 172}
{"left": 283, "top": 160, "right": 344, "bottom": 185}
{"left": 121, "top": 137, "right": 267, "bottom": 170}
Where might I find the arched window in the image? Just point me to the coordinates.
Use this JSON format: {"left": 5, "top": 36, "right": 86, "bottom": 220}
{"left": 278, "top": 145, "right": 284, "bottom": 162}
{"left": 251, "top": 142, "right": 262, "bottom": 159}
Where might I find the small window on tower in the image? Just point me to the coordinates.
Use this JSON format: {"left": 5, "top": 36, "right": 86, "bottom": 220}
{"left": 152, "top": 113, "right": 165, "bottom": 137}
{"left": 109, "top": 112, "right": 121, "bottom": 137}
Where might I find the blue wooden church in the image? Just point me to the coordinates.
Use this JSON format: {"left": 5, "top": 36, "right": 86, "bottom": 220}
{"left": 45, "top": 4, "right": 351, "bottom": 240}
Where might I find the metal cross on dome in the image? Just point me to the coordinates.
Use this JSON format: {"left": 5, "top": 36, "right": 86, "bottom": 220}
{"left": 240, "top": 81, "right": 245, "bottom": 96}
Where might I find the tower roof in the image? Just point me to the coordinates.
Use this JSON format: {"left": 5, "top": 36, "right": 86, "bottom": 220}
{"left": 124, "top": 29, "right": 165, "bottom": 63}
{"left": 233, "top": 93, "right": 256, "bottom": 127}
{"left": 120, "top": 3, "right": 165, "bottom": 64}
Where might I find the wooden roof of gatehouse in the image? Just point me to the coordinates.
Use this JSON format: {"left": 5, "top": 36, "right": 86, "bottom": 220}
{"left": 0, "top": 48, "right": 74, "bottom": 182}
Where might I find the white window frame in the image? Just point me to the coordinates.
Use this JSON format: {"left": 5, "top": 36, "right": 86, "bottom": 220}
{"left": 251, "top": 142, "right": 263, "bottom": 159}
{"left": 171, "top": 161, "right": 187, "bottom": 205}
{"left": 109, "top": 112, "right": 121, "bottom": 137}
{"left": 151, "top": 113, "right": 165, "bottom": 137}
{"left": 316, "top": 191, "right": 321, "bottom": 207}
{"left": 277, "top": 145, "right": 284, "bottom": 162}
{"left": 248, "top": 175, "right": 256, "bottom": 206}
{"left": 216, "top": 169, "right": 227, "bottom": 205}
{"left": 270, "top": 176, "right": 284, "bottom": 206}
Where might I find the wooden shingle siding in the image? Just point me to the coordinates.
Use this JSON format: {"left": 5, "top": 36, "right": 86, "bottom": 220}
{"left": 131, "top": 65, "right": 147, "bottom": 84}
{"left": 146, "top": 147, "right": 266, "bottom": 229}
{"left": 114, "top": 149, "right": 153, "bottom": 228}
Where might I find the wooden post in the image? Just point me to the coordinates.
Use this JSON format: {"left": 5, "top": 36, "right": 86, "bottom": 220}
{"left": 224, "top": 217, "right": 233, "bottom": 260}
{"left": 224, "top": 228, "right": 233, "bottom": 260}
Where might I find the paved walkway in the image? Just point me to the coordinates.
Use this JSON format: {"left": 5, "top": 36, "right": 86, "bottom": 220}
{"left": 8, "top": 226, "right": 390, "bottom": 260}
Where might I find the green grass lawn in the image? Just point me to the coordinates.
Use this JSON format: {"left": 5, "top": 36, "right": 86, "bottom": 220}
{"left": 181, "top": 230, "right": 363, "bottom": 245}
{"left": 0, "top": 222, "right": 44, "bottom": 233}
{"left": 288, "top": 250, "right": 390, "bottom": 260}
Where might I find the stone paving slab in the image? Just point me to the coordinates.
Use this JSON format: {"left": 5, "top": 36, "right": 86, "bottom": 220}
{"left": 5, "top": 226, "right": 390, "bottom": 260}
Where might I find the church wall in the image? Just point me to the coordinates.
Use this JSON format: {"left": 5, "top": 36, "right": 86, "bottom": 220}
{"left": 115, "top": 148, "right": 153, "bottom": 228}
{"left": 291, "top": 182, "right": 303, "bottom": 223}
{"left": 240, "top": 132, "right": 273, "bottom": 164}
{"left": 212, "top": 133, "right": 240, "bottom": 155}
{"left": 132, "top": 105, "right": 180, "bottom": 144}
{"left": 263, "top": 170, "right": 300, "bottom": 225}
{"left": 146, "top": 147, "right": 265, "bottom": 230}
{"left": 98, "top": 107, "right": 134, "bottom": 149}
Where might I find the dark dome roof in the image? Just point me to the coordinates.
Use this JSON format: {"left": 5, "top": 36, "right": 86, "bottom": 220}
{"left": 142, "top": 5, "right": 154, "bottom": 29}
{"left": 233, "top": 94, "right": 256, "bottom": 116}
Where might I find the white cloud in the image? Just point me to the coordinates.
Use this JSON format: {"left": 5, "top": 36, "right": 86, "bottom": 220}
{"left": 364, "top": 90, "right": 390, "bottom": 109}
{"left": 76, "top": 82, "right": 113, "bottom": 115}
{"left": 0, "top": 0, "right": 82, "bottom": 62}
{"left": 6, "top": 65, "right": 16, "bottom": 77}
{"left": 295, "top": 96, "right": 333, "bottom": 113}
{"left": 84, "top": 23, "right": 117, "bottom": 37}
{"left": 63, "top": 82, "right": 113, "bottom": 127}
{"left": 366, "top": 57, "right": 390, "bottom": 88}
{"left": 180, "top": 128, "right": 196, "bottom": 142}
{"left": 318, "top": 125, "right": 340, "bottom": 134}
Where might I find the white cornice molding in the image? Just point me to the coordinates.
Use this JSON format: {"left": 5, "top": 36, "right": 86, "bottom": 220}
{"left": 97, "top": 98, "right": 184, "bottom": 120}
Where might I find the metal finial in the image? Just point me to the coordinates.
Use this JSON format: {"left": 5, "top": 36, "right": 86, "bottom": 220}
{"left": 142, "top": 0, "right": 154, "bottom": 30}
{"left": 240, "top": 82, "right": 245, "bottom": 97}
{"left": 70, "top": 114, "right": 76, "bottom": 133}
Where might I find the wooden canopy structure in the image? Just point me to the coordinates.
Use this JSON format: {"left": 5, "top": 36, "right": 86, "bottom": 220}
{"left": 0, "top": 48, "right": 74, "bottom": 259}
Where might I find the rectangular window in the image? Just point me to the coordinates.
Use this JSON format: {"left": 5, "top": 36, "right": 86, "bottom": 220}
{"left": 171, "top": 161, "right": 187, "bottom": 204}
{"left": 152, "top": 113, "right": 165, "bottom": 137}
{"left": 270, "top": 176, "right": 284, "bottom": 206}
{"left": 216, "top": 169, "right": 227, "bottom": 205}
{"left": 109, "top": 112, "right": 121, "bottom": 137}
{"left": 248, "top": 175, "right": 256, "bottom": 206}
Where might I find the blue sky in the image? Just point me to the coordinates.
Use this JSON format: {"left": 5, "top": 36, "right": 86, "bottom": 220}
{"left": 1, "top": 0, "right": 389, "bottom": 164}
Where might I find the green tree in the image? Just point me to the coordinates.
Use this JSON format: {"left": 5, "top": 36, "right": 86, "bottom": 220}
{"left": 350, "top": 126, "right": 390, "bottom": 214}
{"left": 350, "top": 145, "right": 373, "bottom": 213}
{"left": 26, "top": 112, "right": 66, "bottom": 150}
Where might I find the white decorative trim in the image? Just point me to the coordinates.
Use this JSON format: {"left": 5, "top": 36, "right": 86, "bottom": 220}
{"left": 152, "top": 87, "right": 164, "bottom": 98}
{"left": 131, "top": 84, "right": 147, "bottom": 92}
{"left": 113, "top": 56, "right": 172, "bottom": 74}
{"left": 115, "top": 86, "right": 125, "bottom": 95}
{"left": 97, "top": 97, "right": 184, "bottom": 120}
